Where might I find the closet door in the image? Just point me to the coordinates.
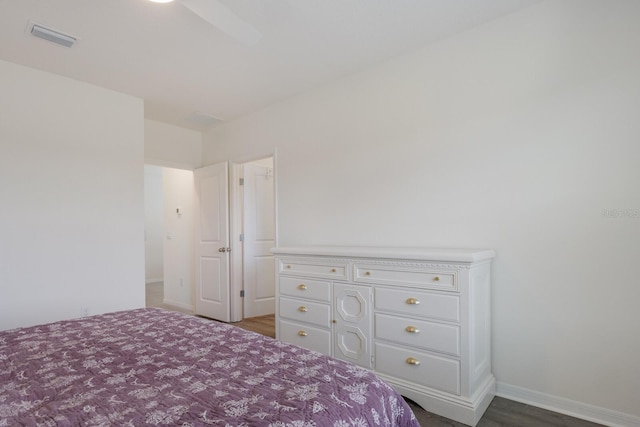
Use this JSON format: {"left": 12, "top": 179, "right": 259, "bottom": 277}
{"left": 333, "top": 283, "right": 372, "bottom": 368}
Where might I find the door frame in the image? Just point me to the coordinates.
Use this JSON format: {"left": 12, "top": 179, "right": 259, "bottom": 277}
{"left": 229, "top": 150, "right": 278, "bottom": 322}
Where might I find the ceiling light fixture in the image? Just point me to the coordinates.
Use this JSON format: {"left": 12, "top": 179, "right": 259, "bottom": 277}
{"left": 30, "top": 23, "right": 76, "bottom": 48}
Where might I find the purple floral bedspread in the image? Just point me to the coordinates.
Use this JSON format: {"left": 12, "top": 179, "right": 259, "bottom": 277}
{"left": 0, "top": 308, "right": 419, "bottom": 426}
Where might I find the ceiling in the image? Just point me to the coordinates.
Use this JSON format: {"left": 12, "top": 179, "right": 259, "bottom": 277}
{"left": 0, "top": 0, "right": 541, "bottom": 131}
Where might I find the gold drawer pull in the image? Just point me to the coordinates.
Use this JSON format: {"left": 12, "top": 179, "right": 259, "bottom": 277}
{"left": 405, "top": 326, "right": 420, "bottom": 334}
{"left": 331, "top": 268, "right": 337, "bottom": 273}
{"left": 365, "top": 271, "right": 371, "bottom": 276}
{"left": 433, "top": 276, "right": 440, "bottom": 282}
{"left": 286, "top": 265, "right": 292, "bottom": 269}
{"left": 298, "top": 306, "right": 308, "bottom": 312}
{"left": 405, "top": 298, "right": 420, "bottom": 305}
{"left": 298, "top": 284, "right": 307, "bottom": 290}
{"left": 298, "top": 331, "right": 308, "bottom": 337}
{"left": 406, "top": 357, "right": 421, "bottom": 366}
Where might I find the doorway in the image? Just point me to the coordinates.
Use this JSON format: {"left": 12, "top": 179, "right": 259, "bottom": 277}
{"left": 144, "top": 165, "right": 195, "bottom": 314}
{"left": 193, "top": 156, "right": 277, "bottom": 323}
{"left": 144, "top": 165, "right": 164, "bottom": 306}
{"left": 144, "top": 165, "right": 164, "bottom": 284}
{"left": 238, "top": 157, "right": 276, "bottom": 319}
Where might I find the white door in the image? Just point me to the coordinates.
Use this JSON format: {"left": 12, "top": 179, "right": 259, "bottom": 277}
{"left": 194, "top": 162, "right": 230, "bottom": 321}
{"left": 242, "top": 163, "right": 276, "bottom": 318}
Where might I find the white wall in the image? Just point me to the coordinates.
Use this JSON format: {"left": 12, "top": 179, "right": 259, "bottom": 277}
{"left": 144, "top": 165, "right": 164, "bottom": 283}
{"left": 162, "top": 167, "right": 195, "bottom": 311}
{"left": 0, "top": 59, "right": 145, "bottom": 330}
{"left": 203, "top": 0, "right": 640, "bottom": 423}
{"left": 144, "top": 119, "right": 203, "bottom": 170}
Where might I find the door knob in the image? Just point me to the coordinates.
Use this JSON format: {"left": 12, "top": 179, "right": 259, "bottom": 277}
{"left": 218, "top": 247, "right": 231, "bottom": 253}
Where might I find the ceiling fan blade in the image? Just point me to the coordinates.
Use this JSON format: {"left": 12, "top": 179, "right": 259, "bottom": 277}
{"left": 180, "top": 0, "right": 262, "bottom": 46}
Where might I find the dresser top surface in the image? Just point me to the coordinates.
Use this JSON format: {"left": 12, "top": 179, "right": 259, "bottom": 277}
{"left": 271, "top": 246, "right": 495, "bottom": 263}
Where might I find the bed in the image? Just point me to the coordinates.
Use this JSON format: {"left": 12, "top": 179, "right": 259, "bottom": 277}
{"left": 0, "top": 308, "right": 419, "bottom": 426}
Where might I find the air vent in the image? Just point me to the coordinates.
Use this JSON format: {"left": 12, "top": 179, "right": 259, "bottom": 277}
{"left": 30, "top": 23, "right": 76, "bottom": 48}
{"left": 187, "top": 112, "right": 224, "bottom": 126}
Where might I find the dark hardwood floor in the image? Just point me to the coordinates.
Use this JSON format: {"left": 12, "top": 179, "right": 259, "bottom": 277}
{"left": 146, "top": 283, "right": 602, "bottom": 427}
{"left": 406, "top": 396, "right": 603, "bottom": 427}
{"left": 233, "top": 314, "right": 276, "bottom": 338}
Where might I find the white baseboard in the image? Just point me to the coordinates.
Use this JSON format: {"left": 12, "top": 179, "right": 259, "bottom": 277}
{"left": 162, "top": 298, "right": 194, "bottom": 312}
{"left": 496, "top": 382, "right": 640, "bottom": 427}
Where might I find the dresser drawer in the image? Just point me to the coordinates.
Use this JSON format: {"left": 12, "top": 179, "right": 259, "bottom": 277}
{"left": 354, "top": 264, "right": 456, "bottom": 291}
{"left": 279, "top": 297, "right": 331, "bottom": 328}
{"left": 375, "top": 313, "right": 460, "bottom": 356}
{"left": 280, "top": 276, "right": 331, "bottom": 302}
{"left": 279, "top": 259, "right": 347, "bottom": 279}
{"left": 375, "top": 342, "right": 460, "bottom": 395}
{"left": 279, "top": 320, "right": 331, "bottom": 355}
{"left": 375, "top": 288, "right": 459, "bottom": 322}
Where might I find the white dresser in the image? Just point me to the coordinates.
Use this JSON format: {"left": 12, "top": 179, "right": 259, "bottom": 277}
{"left": 273, "top": 246, "right": 495, "bottom": 426}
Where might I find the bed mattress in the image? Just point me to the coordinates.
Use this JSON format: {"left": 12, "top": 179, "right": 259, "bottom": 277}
{"left": 0, "top": 308, "right": 419, "bottom": 426}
